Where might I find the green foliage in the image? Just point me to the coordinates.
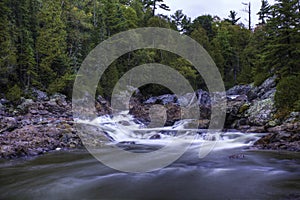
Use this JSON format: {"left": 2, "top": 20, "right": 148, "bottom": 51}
{"left": 36, "top": 0, "right": 69, "bottom": 90}
{"left": 190, "top": 27, "right": 211, "bottom": 52}
{"left": 275, "top": 76, "right": 300, "bottom": 112}
{"left": 0, "top": 0, "right": 298, "bottom": 112}
{"left": 6, "top": 85, "right": 22, "bottom": 103}
{"left": 100, "top": 63, "right": 119, "bottom": 99}
{"left": 0, "top": 0, "right": 17, "bottom": 91}
{"left": 253, "top": 71, "right": 269, "bottom": 86}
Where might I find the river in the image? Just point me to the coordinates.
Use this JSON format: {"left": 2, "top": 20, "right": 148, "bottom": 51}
{"left": 1, "top": 113, "right": 300, "bottom": 200}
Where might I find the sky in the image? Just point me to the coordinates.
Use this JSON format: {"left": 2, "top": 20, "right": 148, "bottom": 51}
{"left": 158, "top": 0, "right": 276, "bottom": 27}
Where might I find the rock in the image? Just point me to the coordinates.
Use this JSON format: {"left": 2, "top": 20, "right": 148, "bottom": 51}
{"left": 254, "top": 131, "right": 300, "bottom": 152}
{"left": 144, "top": 94, "right": 177, "bottom": 105}
{"left": 246, "top": 126, "right": 266, "bottom": 133}
{"left": 96, "top": 95, "right": 109, "bottom": 105}
{"left": 225, "top": 96, "right": 248, "bottom": 128}
{"left": 285, "top": 112, "right": 300, "bottom": 123}
{"left": 196, "top": 89, "right": 211, "bottom": 105}
{"left": 150, "top": 134, "right": 161, "bottom": 140}
{"left": 229, "top": 153, "right": 245, "bottom": 159}
{"left": 178, "top": 93, "right": 196, "bottom": 107}
{"left": 267, "top": 120, "right": 280, "bottom": 127}
{"left": 0, "top": 98, "right": 9, "bottom": 105}
{"left": 30, "top": 109, "right": 38, "bottom": 115}
{"left": 255, "top": 76, "right": 277, "bottom": 100}
{"left": 227, "top": 85, "right": 252, "bottom": 96}
{"left": 198, "top": 119, "right": 210, "bottom": 129}
{"left": 95, "top": 96, "right": 112, "bottom": 116}
{"left": 0, "top": 117, "right": 18, "bottom": 133}
{"left": 261, "top": 88, "right": 276, "bottom": 100}
{"left": 246, "top": 98, "right": 275, "bottom": 126}
{"left": 17, "top": 98, "right": 34, "bottom": 113}
{"left": 31, "top": 88, "right": 49, "bottom": 101}
{"left": 50, "top": 94, "right": 67, "bottom": 107}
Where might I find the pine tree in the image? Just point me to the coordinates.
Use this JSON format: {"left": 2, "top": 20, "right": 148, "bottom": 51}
{"left": 226, "top": 11, "right": 241, "bottom": 25}
{"left": 171, "top": 10, "right": 185, "bottom": 31}
{"left": 264, "top": 0, "right": 300, "bottom": 76}
{"left": 144, "top": 0, "right": 170, "bottom": 16}
{"left": 0, "top": 0, "right": 17, "bottom": 91}
{"left": 36, "top": 0, "right": 69, "bottom": 92}
{"left": 257, "top": 0, "right": 271, "bottom": 25}
{"left": 102, "top": 0, "right": 125, "bottom": 37}
{"left": 13, "top": 0, "right": 37, "bottom": 89}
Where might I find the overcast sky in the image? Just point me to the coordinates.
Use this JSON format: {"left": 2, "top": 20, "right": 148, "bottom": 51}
{"left": 158, "top": 0, "right": 276, "bottom": 27}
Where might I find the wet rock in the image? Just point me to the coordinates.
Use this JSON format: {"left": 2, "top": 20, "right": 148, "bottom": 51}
{"left": 150, "top": 134, "right": 161, "bottom": 140}
{"left": 198, "top": 119, "right": 210, "bottom": 129}
{"left": 254, "top": 130, "right": 300, "bottom": 152}
{"left": 246, "top": 126, "right": 266, "bottom": 133}
{"left": 196, "top": 89, "right": 211, "bottom": 105}
{"left": 229, "top": 153, "right": 245, "bottom": 159}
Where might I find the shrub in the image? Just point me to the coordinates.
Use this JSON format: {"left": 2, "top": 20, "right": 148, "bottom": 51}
{"left": 254, "top": 72, "right": 268, "bottom": 86}
{"left": 275, "top": 75, "right": 300, "bottom": 112}
{"left": 6, "top": 84, "right": 22, "bottom": 103}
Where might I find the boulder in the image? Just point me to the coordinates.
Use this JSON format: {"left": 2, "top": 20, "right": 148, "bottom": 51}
{"left": 31, "top": 88, "right": 49, "bottom": 101}
{"left": 245, "top": 97, "right": 275, "bottom": 126}
{"left": 0, "top": 117, "right": 18, "bottom": 133}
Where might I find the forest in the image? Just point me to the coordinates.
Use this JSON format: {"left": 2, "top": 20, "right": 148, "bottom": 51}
{"left": 0, "top": 0, "right": 299, "bottom": 114}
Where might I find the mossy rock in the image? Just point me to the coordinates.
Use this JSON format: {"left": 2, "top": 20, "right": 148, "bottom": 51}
{"left": 239, "top": 103, "right": 250, "bottom": 114}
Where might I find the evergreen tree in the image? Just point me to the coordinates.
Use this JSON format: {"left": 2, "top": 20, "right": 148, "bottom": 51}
{"left": 0, "top": 0, "right": 17, "bottom": 91}
{"left": 191, "top": 15, "right": 215, "bottom": 40}
{"left": 226, "top": 11, "right": 241, "bottom": 25}
{"left": 264, "top": 0, "right": 300, "bottom": 77}
{"left": 144, "top": 0, "right": 170, "bottom": 16}
{"left": 36, "top": 0, "right": 69, "bottom": 92}
{"left": 13, "top": 0, "right": 38, "bottom": 89}
{"left": 171, "top": 10, "right": 185, "bottom": 31}
{"left": 257, "top": 0, "right": 271, "bottom": 25}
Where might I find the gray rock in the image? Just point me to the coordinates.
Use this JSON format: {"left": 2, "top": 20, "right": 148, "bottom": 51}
{"left": 31, "top": 88, "right": 49, "bottom": 101}
{"left": 246, "top": 97, "right": 276, "bottom": 126}
{"left": 227, "top": 85, "right": 252, "bottom": 96}
{"left": 145, "top": 94, "right": 177, "bottom": 105}
{"left": 0, "top": 117, "right": 18, "bottom": 133}
{"left": 17, "top": 99, "right": 34, "bottom": 112}
{"left": 196, "top": 89, "right": 211, "bottom": 105}
{"left": 0, "top": 98, "right": 9, "bottom": 105}
{"left": 50, "top": 94, "right": 67, "bottom": 107}
{"left": 256, "top": 76, "right": 277, "bottom": 99}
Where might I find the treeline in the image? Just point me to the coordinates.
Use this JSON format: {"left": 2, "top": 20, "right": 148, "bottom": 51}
{"left": 0, "top": 0, "right": 299, "bottom": 113}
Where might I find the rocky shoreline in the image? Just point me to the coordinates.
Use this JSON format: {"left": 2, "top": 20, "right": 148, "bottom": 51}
{"left": 0, "top": 92, "right": 111, "bottom": 159}
{"left": 1, "top": 77, "right": 299, "bottom": 159}
{"left": 129, "top": 76, "right": 300, "bottom": 151}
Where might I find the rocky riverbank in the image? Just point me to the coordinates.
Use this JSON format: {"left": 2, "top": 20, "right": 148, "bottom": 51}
{"left": 129, "top": 76, "right": 300, "bottom": 151}
{"left": 0, "top": 91, "right": 111, "bottom": 159}
{"left": 1, "top": 77, "right": 299, "bottom": 159}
